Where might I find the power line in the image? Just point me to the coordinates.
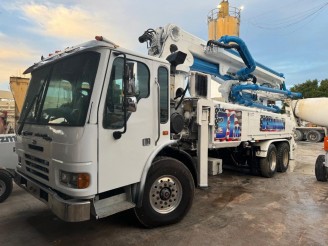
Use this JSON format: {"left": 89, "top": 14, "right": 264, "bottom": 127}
{"left": 245, "top": 0, "right": 306, "bottom": 22}
{"left": 246, "top": 1, "right": 328, "bottom": 30}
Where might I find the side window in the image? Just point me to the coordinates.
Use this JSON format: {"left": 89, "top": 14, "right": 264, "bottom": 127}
{"left": 158, "top": 67, "right": 169, "bottom": 123}
{"left": 127, "top": 61, "right": 150, "bottom": 100}
{"left": 103, "top": 57, "right": 150, "bottom": 129}
{"left": 136, "top": 62, "right": 150, "bottom": 101}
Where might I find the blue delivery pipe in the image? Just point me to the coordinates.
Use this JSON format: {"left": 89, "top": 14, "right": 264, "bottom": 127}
{"left": 231, "top": 84, "right": 302, "bottom": 112}
{"left": 217, "top": 36, "right": 256, "bottom": 81}
{"left": 190, "top": 36, "right": 303, "bottom": 111}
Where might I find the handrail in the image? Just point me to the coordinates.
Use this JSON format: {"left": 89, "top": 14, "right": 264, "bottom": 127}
{"left": 155, "top": 78, "right": 161, "bottom": 146}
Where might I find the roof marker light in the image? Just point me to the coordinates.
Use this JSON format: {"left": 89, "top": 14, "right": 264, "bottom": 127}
{"left": 95, "top": 36, "right": 119, "bottom": 48}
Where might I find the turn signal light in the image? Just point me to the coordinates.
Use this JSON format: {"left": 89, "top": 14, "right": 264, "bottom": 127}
{"left": 77, "top": 173, "right": 90, "bottom": 189}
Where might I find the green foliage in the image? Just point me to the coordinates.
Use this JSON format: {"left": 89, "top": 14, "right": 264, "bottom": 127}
{"left": 290, "top": 79, "right": 328, "bottom": 98}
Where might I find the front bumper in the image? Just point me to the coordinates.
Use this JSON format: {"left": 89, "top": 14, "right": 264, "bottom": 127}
{"left": 15, "top": 171, "right": 91, "bottom": 222}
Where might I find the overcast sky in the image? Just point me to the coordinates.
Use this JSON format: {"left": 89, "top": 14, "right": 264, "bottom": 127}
{"left": 0, "top": 0, "right": 327, "bottom": 91}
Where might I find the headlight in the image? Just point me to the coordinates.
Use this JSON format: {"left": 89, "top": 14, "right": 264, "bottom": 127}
{"left": 60, "top": 171, "right": 90, "bottom": 189}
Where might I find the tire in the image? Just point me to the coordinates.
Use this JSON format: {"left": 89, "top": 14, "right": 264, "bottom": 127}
{"left": 294, "top": 130, "right": 304, "bottom": 141}
{"left": 0, "top": 171, "right": 13, "bottom": 203}
{"left": 315, "top": 155, "right": 328, "bottom": 182}
{"left": 259, "top": 144, "right": 277, "bottom": 178}
{"left": 276, "top": 142, "right": 290, "bottom": 173}
{"left": 320, "top": 133, "right": 325, "bottom": 142}
{"left": 306, "top": 130, "right": 321, "bottom": 143}
{"left": 134, "top": 157, "right": 195, "bottom": 228}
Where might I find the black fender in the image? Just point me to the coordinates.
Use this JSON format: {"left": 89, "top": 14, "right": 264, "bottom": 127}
{"left": 158, "top": 146, "right": 197, "bottom": 186}
{"left": 0, "top": 168, "right": 14, "bottom": 178}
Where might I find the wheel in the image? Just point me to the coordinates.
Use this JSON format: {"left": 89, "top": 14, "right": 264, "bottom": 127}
{"left": 276, "top": 142, "right": 290, "bottom": 172}
{"left": 306, "top": 130, "right": 321, "bottom": 143}
{"left": 134, "top": 157, "right": 195, "bottom": 228}
{"left": 0, "top": 171, "right": 13, "bottom": 203}
{"left": 294, "top": 130, "right": 304, "bottom": 141}
{"left": 315, "top": 155, "right": 328, "bottom": 182}
{"left": 259, "top": 144, "right": 277, "bottom": 178}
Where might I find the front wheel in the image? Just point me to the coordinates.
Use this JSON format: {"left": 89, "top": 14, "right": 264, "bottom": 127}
{"left": 0, "top": 171, "right": 13, "bottom": 203}
{"left": 315, "top": 155, "right": 328, "bottom": 182}
{"left": 135, "top": 157, "right": 195, "bottom": 228}
{"left": 259, "top": 144, "right": 277, "bottom": 178}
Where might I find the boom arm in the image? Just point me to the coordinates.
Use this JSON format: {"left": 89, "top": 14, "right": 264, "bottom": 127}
{"left": 139, "top": 24, "right": 301, "bottom": 112}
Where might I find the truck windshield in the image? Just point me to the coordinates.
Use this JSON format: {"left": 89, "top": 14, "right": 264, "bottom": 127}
{"left": 22, "top": 51, "right": 100, "bottom": 126}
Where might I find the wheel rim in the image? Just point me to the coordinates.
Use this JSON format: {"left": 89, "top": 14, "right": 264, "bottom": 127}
{"left": 149, "top": 175, "right": 182, "bottom": 214}
{"left": 0, "top": 180, "right": 6, "bottom": 197}
{"left": 309, "top": 133, "right": 318, "bottom": 141}
{"left": 282, "top": 149, "right": 289, "bottom": 167}
{"left": 294, "top": 130, "right": 302, "bottom": 140}
{"left": 269, "top": 151, "right": 277, "bottom": 171}
{"left": 309, "top": 133, "right": 317, "bottom": 141}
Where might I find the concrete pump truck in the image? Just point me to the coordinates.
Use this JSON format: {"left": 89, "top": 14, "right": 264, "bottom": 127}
{"left": 14, "top": 22, "right": 307, "bottom": 227}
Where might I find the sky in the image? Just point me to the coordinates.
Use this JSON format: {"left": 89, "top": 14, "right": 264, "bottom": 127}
{"left": 0, "top": 0, "right": 328, "bottom": 91}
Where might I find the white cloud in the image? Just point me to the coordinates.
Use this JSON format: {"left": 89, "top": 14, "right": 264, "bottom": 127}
{"left": 21, "top": 4, "right": 101, "bottom": 41}
{"left": 17, "top": 2, "right": 147, "bottom": 50}
{"left": 0, "top": 37, "right": 35, "bottom": 89}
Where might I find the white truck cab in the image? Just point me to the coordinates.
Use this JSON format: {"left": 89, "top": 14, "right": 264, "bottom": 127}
{"left": 15, "top": 39, "right": 183, "bottom": 225}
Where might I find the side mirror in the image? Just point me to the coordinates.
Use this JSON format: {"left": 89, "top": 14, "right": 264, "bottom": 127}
{"left": 126, "top": 97, "right": 137, "bottom": 112}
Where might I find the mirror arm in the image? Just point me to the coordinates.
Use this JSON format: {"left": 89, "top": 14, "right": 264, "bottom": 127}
{"left": 113, "top": 52, "right": 128, "bottom": 140}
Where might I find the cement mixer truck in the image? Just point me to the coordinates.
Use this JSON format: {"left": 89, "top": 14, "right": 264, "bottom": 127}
{"left": 291, "top": 98, "right": 328, "bottom": 182}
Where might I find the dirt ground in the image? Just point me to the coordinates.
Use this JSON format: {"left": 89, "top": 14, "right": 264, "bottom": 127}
{"left": 0, "top": 141, "right": 327, "bottom": 246}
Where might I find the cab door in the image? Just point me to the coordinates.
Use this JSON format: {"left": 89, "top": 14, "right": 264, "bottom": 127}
{"left": 98, "top": 52, "right": 157, "bottom": 192}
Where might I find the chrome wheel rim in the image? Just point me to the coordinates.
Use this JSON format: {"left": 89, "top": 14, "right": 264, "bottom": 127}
{"left": 269, "top": 152, "right": 277, "bottom": 171}
{"left": 282, "top": 149, "right": 289, "bottom": 167}
{"left": 149, "top": 175, "right": 182, "bottom": 214}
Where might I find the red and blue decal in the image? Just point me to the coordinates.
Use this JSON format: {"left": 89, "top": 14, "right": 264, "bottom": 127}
{"left": 214, "top": 107, "right": 242, "bottom": 142}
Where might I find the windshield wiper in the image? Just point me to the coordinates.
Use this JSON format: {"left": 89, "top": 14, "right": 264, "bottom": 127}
{"left": 17, "top": 81, "right": 47, "bottom": 135}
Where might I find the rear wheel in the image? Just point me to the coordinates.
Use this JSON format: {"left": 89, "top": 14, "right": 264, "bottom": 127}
{"left": 306, "top": 130, "right": 321, "bottom": 143}
{"left": 294, "top": 129, "right": 304, "bottom": 141}
{"left": 0, "top": 171, "right": 13, "bottom": 203}
{"left": 315, "top": 155, "right": 328, "bottom": 182}
{"left": 259, "top": 144, "right": 277, "bottom": 178}
{"left": 276, "top": 142, "right": 290, "bottom": 172}
{"left": 135, "top": 157, "right": 195, "bottom": 227}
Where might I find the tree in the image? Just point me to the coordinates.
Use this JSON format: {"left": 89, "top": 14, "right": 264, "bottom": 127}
{"left": 290, "top": 79, "right": 328, "bottom": 98}
{"left": 318, "top": 79, "right": 328, "bottom": 97}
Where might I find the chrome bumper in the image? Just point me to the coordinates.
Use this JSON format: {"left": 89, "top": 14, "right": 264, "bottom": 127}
{"left": 15, "top": 171, "right": 91, "bottom": 222}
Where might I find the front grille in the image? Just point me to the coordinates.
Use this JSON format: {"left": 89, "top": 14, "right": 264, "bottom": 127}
{"left": 25, "top": 154, "right": 50, "bottom": 181}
